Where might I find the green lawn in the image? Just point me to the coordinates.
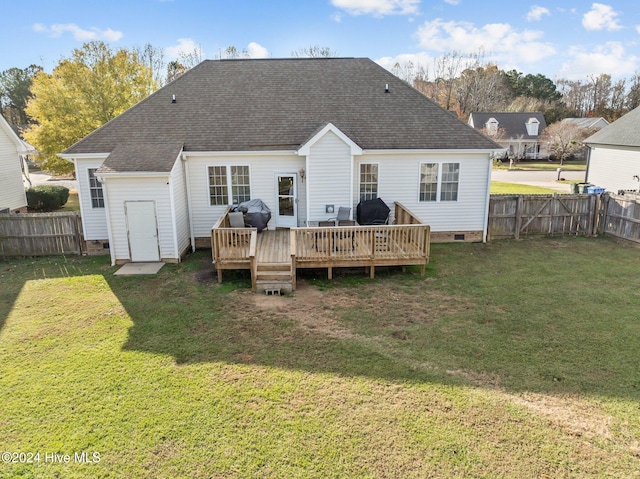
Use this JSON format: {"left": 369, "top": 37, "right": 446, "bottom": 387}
{"left": 491, "top": 181, "right": 559, "bottom": 195}
{"left": 1, "top": 237, "right": 639, "bottom": 478}
{"left": 494, "top": 159, "right": 587, "bottom": 171}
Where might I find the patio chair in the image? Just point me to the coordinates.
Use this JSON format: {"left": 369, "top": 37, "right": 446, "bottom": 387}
{"left": 228, "top": 211, "right": 247, "bottom": 228}
{"left": 328, "top": 206, "right": 351, "bottom": 225}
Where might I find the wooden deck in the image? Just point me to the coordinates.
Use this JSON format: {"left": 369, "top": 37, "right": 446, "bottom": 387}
{"left": 211, "top": 202, "right": 431, "bottom": 292}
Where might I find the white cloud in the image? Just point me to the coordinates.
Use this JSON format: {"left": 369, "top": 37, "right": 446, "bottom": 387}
{"left": 32, "top": 23, "right": 123, "bottom": 42}
{"left": 247, "top": 42, "right": 269, "bottom": 59}
{"left": 444, "top": 0, "right": 460, "bottom": 5}
{"left": 558, "top": 42, "right": 638, "bottom": 79}
{"left": 582, "top": 3, "right": 622, "bottom": 31}
{"left": 526, "top": 6, "right": 550, "bottom": 22}
{"left": 165, "top": 38, "right": 201, "bottom": 58}
{"left": 331, "top": 0, "right": 420, "bottom": 16}
{"left": 415, "top": 18, "right": 556, "bottom": 65}
{"left": 636, "top": 24, "right": 640, "bottom": 34}
{"left": 331, "top": 12, "right": 343, "bottom": 22}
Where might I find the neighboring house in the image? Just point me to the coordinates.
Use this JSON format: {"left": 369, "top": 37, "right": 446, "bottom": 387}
{"left": 584, "top": 106, "right": 640, "bottom": 193}
{"left": 561, "top": 117, "right": 609, "bottom": 131}
{"left": 468, "top": 112, "right": 547, "bottom": 159}
{"left": 560, "top": 117, "right": 609, "bottom": 160}
{"left": 0, "top": 114, "right": 31, "bottom": 212}
{"left": 60, "top": 58, "right": 500, "bottom": 265}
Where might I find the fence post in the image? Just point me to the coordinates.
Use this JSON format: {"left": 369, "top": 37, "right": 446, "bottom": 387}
{"left": 514, "top": 195, "right": 523, "bottom": 239}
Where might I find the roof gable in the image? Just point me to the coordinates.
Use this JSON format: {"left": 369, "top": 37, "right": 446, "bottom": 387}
{"left": 63, "top": 58, "right": 500, "bottom": 172}
{"left": 297, "top": 123, "right": 362, "bottom": 156}
{"left": 0, "top": 115, "right": 29, "bottom": 153}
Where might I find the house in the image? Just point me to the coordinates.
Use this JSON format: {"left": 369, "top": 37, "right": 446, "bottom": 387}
{"left": 0, "top": 114, "right": 31, "bottom": 212}
{"left": 60, "top": 58, "right": 500, "bottom": 266}
{"left": 561, "top": 117, "right": 609, "bottom": 131}
{"left": 584, "top": 106, "right": 640, "bottom": 193}
{"left": 560, "top": 117, "right": 609, "bottom": 160}
{"left": 468, "top": 112, "right": 547, "bottom": 159}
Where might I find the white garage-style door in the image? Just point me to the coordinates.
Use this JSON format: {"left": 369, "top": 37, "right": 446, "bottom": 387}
{"left": 125, "top": 201, "right": 160, "bottom": 262}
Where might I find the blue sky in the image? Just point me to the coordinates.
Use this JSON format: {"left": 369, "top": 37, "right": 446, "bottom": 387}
{"left": 1, "top": 0, "right": 639, "bottom": 81}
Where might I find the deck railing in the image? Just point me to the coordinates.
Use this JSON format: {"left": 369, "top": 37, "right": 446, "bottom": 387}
{"left": 211, "top": 201, "right": 431, "bottom": 285}
{"left": 211, "top": 206, "right": 257, "bottom": 283}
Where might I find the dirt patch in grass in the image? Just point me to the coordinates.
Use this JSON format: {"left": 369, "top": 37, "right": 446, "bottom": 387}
{"left": 507, "top": 392, "right": 614, "bottom": 441}
{"left": 226, "top": 280, "right": 472, "bottom": 341}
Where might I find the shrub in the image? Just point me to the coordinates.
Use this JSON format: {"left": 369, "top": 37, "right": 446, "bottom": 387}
{"left": 25, "top": 185, "right": 70, "bottom": 211}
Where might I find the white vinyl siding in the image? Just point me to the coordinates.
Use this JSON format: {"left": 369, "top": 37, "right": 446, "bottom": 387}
{"left": 170, "top": 159, "right": 191, "bottom": 256}
{"left": 354, "top": 153, "right": 490, "bottom": 232}
{"left": 188, "top": 154, "right": 305, "bottom": 237}
{"left": 104, "top": 176, "right": 174, "bottom": 262}
{"left": 0, "top": 127, "right": 27, "bottom": 211}
{"left": 587, "top": 145, "right": 640, "bottom": 192}
{"left": 74, "top": 158, "right": 109, "bottom": 240}
{"left": 306, "top": 131, "right": 352, "bottom": 222}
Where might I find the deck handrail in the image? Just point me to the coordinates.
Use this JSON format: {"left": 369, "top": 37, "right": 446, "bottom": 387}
{"left": 394, "top": 202, "right": 423, "bottom": 225}
{"left": 294, "top": 223, "right": 430, "bottom": 262}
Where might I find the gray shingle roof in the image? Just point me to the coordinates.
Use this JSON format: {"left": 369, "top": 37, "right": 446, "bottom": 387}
{"left": 64, "top": 58, "right": 500, "bottom": 172}
{"left": 469, "top": 112, "right": 547, "bottom": 140}
{"left": 584, "top": 107, "right": 640, "bottom": 148}
{"left": 561, "top": 117, "right": 608, "bottom": 130}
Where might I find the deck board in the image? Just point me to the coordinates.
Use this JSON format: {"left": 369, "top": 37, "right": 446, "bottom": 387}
{"left": 256, "top": 229, "right": 290, "bottom": 264}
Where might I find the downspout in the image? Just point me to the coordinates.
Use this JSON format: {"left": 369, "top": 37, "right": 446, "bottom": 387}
{"left": 482, "top": 153, "right": 492, "bottom": 243}
{"left": 584, "top": 145, "right": 592, "bottom": 183}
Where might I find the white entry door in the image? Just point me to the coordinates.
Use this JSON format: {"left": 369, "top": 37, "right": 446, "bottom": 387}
{"left": 125, "top": 201, "right": 160, "bottom": 262}
{"left": 275, "top": 174, "right": 297, "bottom": 228}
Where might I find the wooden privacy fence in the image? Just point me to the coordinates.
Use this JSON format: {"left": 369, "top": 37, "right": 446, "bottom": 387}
{"left": 599, "top": 193, "right": 640, "bottom": 243}
{"left": 0, "top": 212, "right": 84, "bottom": 258}
{"left": 488, "top": 193, "right": 640, "bottom": 244}
{"left": 489, "top": 194, "right": 599, "bottom": 240}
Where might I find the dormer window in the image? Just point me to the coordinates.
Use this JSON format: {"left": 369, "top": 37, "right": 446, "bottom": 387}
{"left": 525, "top": 118, "right": 540, "bottom": 136}
{"left": 485, "top": 118, "right": 499, "bottom": 136}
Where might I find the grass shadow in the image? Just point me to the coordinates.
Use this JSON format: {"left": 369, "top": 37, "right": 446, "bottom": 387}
{"left": 103, "top": 240, "right": 640, "bottom": 401}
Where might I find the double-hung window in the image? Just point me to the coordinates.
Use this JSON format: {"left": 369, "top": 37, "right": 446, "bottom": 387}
{"left": 359, "top": 163, "right": 378, "bottom": 201}
{"left": 419, "top": 162, "right": 459, "bottom": 202}
{"left": 208, "top": 165, "right": 251, "bottom": 205}
{"left": 88, "top": 168, "right": 104, "bottom": 208}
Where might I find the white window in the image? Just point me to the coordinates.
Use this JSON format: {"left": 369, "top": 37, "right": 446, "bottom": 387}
{"left": 88, "top": 168, "right": 104, "bottom": 208}
{"left": 419, "top": 162, "right": 460, "bottom": 202}
{"left": 208, "top": 165, "right": 251, "bottom": 206}
{"left": 359, "top": 163, "right": 378, "bottom": 201}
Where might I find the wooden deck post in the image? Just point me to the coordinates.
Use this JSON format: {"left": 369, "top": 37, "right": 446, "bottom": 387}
{"left": 290, "top": 229, "right": 297, "bottom": 291}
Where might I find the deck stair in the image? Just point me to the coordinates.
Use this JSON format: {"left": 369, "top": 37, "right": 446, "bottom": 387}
{"left": 255, "top": 262, "right": 293, "bottom": 294}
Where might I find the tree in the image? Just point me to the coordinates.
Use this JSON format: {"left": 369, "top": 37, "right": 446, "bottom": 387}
{"left": 135, "top": 43, "right": 166, "bottom": 92}
{"left": 455, "top": 64, "right": 512, "bottom": 118}
{"left": 505, "top": 71, "right": 561, "bottom": 102}
{"left": 627, "top": 73, "right": 640, "bottom": 110}
{"left": 24, "top": 41, "right": 155, "bottom": 175}
{"left": 0, "top": 64, "right": 43, "bottom": 125}
{"left": 540, "top": 121, "right": 592, "bottom": 165}
{"left": 291, "top": 45, "right": 338, "bottom": 58}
